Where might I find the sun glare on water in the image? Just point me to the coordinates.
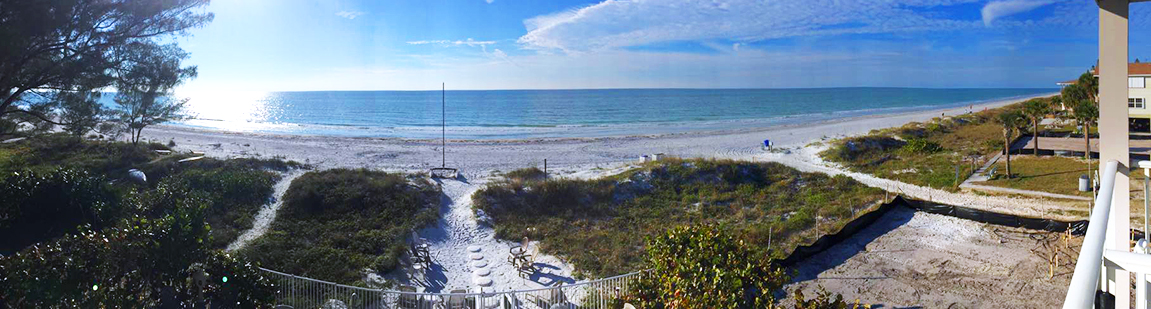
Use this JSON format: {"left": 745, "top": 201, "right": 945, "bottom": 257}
{"left": 179, "top": 91, "right": 290, "bottom": 132}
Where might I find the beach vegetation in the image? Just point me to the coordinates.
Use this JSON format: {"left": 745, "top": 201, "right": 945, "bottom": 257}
{"left": 240, "top": 169, "right": 440, "bottom": 285}
{"left": 0, "top": 134, "right": 296, "bottom": 249}
{"left": 56, "top": 89, "right": 114, "bottom": 137}
{"left": 996, "top": 110, "right": 1025, "bottom": 178}
{"left": 0, "top": 168, "right": 123, "bottom": 254}
{"left": 622, "top": 224, "right": 866, "bottom": 309}
{"left": 819, "top": 101, "right": 1038, "bottom": 190}
{"left": 113, "top": 42, "right": 197, "bottom": 144}
{"left": 0, "top": 0, "right": 212, "bottom": 138}
{"left": 473, "top": 159, "right": 884, "bottom": 278}
{"left": 0, "top": 189, "right": 274, "bottom": 307}
{"left": 1022, "top": 98, "right": 1052, "bottom": 156}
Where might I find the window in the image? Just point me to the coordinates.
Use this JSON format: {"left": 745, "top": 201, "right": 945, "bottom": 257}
{"left": 1130, "top": 98, "right": 1145, "bottom": 109}
{"left": 1132, "top": 77, "right": 1146, "bottom": 88}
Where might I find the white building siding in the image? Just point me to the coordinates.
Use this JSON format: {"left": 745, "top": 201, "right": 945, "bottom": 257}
{"left": 1130, "top": 77, "right": 1151, "bottom": 118}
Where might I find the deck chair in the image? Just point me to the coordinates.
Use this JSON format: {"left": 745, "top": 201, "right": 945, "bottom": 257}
{"left": 548, "top": 282, "right": 567, "bottom": 304}
{"left": 444, "top": 289, "right": 468, "bottom": 309}
{"left": 397, "top": 286, "right": 421, "bottom": 309}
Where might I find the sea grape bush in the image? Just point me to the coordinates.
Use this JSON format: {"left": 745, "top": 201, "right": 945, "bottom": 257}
{"left": 0, "top": 168, "right": 122, "bottom": 253}
{"left": 624, "top": 225, "right": 867, "bottom": 309}
{"left": 0, "top": 192, "right": 275, "bottom": 307}
{"left": 624, "top": 224, "right": 788, "bottom": 308}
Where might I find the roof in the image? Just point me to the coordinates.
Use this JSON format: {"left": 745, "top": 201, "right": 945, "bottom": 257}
{"left": 1092, "top": 62, "right": 1151, "bottom": 76}
{"left": 1057, "top": 79, "right": 1077, "bottom": 85}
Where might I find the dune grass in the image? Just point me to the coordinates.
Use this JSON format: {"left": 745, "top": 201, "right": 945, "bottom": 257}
{"left": 473, "top": 158, "right": 885, "bottom": 278}
{"left": 819, "top": 101, "right": 1035, "bottom": 191}
{"left": 240, "top": 169, "right": 440, "bottom": 285}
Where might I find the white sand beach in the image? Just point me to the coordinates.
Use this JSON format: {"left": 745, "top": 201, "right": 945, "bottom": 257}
{"left": 140, "top": 93, "right": 1068, "bottom": 294}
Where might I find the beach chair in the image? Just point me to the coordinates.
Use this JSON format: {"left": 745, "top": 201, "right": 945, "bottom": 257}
{"left": 444, "top": 289, "right": 469, "bottom": 309}
{"left": 397, "top": 286, "right": 421, "bottom": 309}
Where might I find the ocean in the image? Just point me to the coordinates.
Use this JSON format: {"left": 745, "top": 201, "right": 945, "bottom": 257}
{"left": 157, "top": 88, "right": 1055, "bottom": 139}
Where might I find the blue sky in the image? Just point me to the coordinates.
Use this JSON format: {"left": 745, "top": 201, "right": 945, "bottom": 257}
{"left": 173, "top": 0, "right": 1151, "bottom": 92}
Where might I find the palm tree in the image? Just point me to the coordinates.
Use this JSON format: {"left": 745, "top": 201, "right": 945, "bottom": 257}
{"left": 1022, "top": 98, "right": 1051, "bottom": 156}
{"left": 1072, "top": 99, "right": 1099, "bottom": 160}
{"left": 1077, "top": 71, "right": 1099, "bottom": 103}
{"left": 1062, "top": 83, "right": 1096, "bottom": 160}
{"left": 997, "top": 110, "right": 1025, "bottom": 179}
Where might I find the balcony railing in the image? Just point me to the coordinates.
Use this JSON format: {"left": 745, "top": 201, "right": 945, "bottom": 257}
{"left": 260, "top": 267, "right": 647, "bottom": 309}
{"left": 1064, "top": 160, "right": 1151, "bottom": 309}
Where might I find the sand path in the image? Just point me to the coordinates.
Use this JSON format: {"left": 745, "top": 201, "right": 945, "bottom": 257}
{"left": 226, "top": 169, "right": 307, "bottom": 252}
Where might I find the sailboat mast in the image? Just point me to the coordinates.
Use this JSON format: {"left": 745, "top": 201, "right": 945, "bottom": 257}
{"left": 442, "top": 83, "right": 446, "bottom": 168}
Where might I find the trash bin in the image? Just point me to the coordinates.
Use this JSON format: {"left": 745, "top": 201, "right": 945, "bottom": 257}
{"left": 1079, "top": 175, "right": 1090, "bottom": 192}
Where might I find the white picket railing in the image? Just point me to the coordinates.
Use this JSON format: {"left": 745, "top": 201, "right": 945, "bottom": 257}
{"left": 260, "top": 267, "right": 646, "bottom": 309}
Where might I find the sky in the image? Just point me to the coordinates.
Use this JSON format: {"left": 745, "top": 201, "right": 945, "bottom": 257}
{"left": 172, "top": 0, "right": 1151, "bottom": 93}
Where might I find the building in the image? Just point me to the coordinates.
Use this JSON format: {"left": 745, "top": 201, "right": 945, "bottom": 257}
{"left": 1089, "top": 62, "right": 1151, "bottom": 132}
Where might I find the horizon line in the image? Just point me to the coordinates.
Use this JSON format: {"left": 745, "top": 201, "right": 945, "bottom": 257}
{"left": 180, "top": 86, "right": 1062, "bottom": 93}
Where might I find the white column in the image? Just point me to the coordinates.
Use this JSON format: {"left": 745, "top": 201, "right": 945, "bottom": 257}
{"left": 1100, "top": 0, "right": 1132, "bottom": 306}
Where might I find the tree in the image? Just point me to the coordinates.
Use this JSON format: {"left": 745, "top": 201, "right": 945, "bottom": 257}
{"left": 1072, "top": 100, "right": 1099, "bottom": 160}
{"left": 1064, "top": 83, "right": 1099, "bottom": 160}
{"left": 997, "top": 110, "right": 1024, "bottom": 179}
{"left": 1022, "top": 98, "right": 1052, "bottom": 156}
{"left": 56, "top": 90, "right": 108, "bottom": 136}
{"left": 113, "top": 42, "right": 196, "bottom": 144}
{"left": 0, "top": 0, "right": 212, "bottom": 134}
{"left": 1077, "top": 71, "right": 1099, "bottom": 103}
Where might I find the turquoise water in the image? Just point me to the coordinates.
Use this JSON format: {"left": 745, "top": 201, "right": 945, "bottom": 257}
{"left": 165, "top": 88, "right": 1055, "bottom": 139}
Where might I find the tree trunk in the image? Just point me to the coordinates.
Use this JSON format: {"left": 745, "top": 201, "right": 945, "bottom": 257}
{"left": 1004, "top": 131, "right": 1012, "bottom": 179}
{"left": 1032, "top": 118, "right": 1040, "bottom": 156}
{"left": 1084, "top": 123, "right": 1091, "bottom": 160}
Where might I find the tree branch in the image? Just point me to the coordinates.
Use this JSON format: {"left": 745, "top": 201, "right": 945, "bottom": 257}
{"left": 5, "top": 108, "right": 65, "bottom": 126}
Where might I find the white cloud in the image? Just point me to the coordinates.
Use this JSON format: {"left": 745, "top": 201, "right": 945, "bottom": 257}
{"left": 485, "top": 0, "right": 494, "bottom": 3}
{"left": 336, "top": 11, "right": 365, "bottom": 20}
{"left": 518, "top": 0, "right": 993, "bottom": 53}
{"left": 732, "top": 43, "right": 741, "bottom": 51}
{"left": 981, "top": 0, "right": 1055, "bottom": 26}
{"left": 407, "top": 38, "right": 497, "bottom": 47}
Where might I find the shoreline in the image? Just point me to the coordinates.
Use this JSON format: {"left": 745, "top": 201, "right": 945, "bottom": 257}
{"left": 140, "top": 93, "right": 1054, "bottom": 177}
{"left": 157, "top": 93, "right": 1055, "bottom": 145}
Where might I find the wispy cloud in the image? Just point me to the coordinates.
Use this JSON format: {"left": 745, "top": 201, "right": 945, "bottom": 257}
{"left": 407, "top": 38, "right": 497, "bottom": 47}
{"left": 981, "top": 0, "right": 1055, "bottom": 26}
{"left": 336, "top": 11, "right": 365, "bottom": 20}
{"left": 485, "top": 0, "right": 495, "bottom": 3}
{"left": 518, "top": 0, "right": 998, "bottom": 53}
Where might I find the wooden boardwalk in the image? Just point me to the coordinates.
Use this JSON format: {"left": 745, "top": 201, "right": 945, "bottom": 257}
{"left": 1012, "top": 136, "right": 1151, "bottom": 155}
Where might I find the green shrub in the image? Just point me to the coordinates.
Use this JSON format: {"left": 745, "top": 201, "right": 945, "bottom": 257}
{"left": 624, "top": 225, "right": 788, "bottom": 309}
{"left": 899, "top": 138, "right": 942, "bottom": 154}
{"left": 821, "top": 135, "right": 905, "bottom": 164}
{"left": 504, "top": 167, "right": 546, "bottom": 181}
{"left": 241, "top": 169, "right": 439, "bottom": 284}
{"left": 0, "top": 168, "right": 122, "bottom": 254}
{"left": 164, "top": 168, "right": 278, "bottom": 248}
{"left": 0, "top": 188, "right": 275, "bottom": 308}
{"left": 0, "top": 133, "right": 165, "bottom": 177}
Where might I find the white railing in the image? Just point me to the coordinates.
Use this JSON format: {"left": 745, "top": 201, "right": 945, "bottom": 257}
{"left": 260, "top": 267, "right": 647, "bottom": 309}
{"left": 1064, "top": 160, "right": 1151, "bottom": 309}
